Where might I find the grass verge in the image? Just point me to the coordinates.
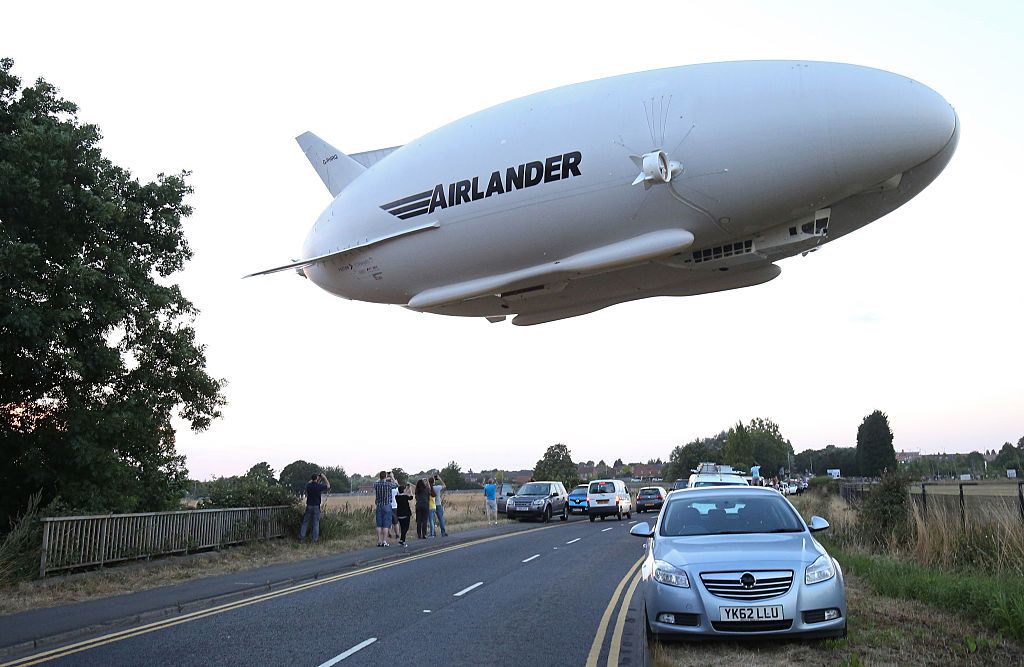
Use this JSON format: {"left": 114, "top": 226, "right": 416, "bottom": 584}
{"left": 825, "top": 540, "right": 1024, "bottom": 640}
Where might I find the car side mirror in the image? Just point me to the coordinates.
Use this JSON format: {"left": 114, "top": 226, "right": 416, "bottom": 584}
{"left": 550, "top": 492, "right": 558, "bottom": 497}
{"left": 629, "top": 522, "right": 654, "bottom": 538}
{"left": 808, "top": 516, "right": 830, "bottom": 532}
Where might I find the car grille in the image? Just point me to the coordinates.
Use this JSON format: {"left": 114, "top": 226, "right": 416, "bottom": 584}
{"left": 711, "top": 620, "right": 792, "bottom": 632}
{"left": 699, "top": 571, "right": 793, "bottom": 601}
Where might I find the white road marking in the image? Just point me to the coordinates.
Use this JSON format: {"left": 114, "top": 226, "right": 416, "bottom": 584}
{"left": 423, "top": 609, "right": 431, "bottom": 613}
{"left": 522, "top": 554, "right": 541, "bottom": 563}
{"left": 601, "top": 527, "right": 613, "bottom": 532}
{"left": 629, "top": 521, "right": 637, "bottom": 524}
{"left": 453, "top": 581, "right": 484, "bottom": 597}
{"left": 317, "top": 638, "right": 377, "bottom": 666}
{"left": 566, "top": 538, "right": 581, "bottom": 544}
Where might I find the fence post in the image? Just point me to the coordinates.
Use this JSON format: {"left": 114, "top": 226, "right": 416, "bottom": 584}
{"left": 920, "top": 483, "right": 927, "bottom": 518}
{"left": 99, "top": 516, "right": 109, "bottom": 568}
{"left": 39, "top": 519, "right": 50, "bottom": 578}
{"left": 959, "top": 483, "right": 966, "bottom": 530}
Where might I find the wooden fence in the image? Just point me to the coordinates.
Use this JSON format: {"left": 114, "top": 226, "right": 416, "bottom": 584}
{"left": 39, "top": 506, "right": 294, "bottom": 577}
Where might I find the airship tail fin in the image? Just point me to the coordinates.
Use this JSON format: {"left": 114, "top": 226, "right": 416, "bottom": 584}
{"left": 295, "top": 131, "right": 366, "bottom": 197}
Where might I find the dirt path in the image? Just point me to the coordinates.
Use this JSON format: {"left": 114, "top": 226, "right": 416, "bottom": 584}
{"left": 652, "top": 571, "right": 1024, "bottom": 666}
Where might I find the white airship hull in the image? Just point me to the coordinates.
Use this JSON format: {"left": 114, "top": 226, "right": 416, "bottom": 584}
{"left": 261, "top": 61, "right": 958, "bottom": 325}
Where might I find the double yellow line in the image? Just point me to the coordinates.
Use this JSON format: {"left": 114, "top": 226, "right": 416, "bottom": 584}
{"left": 586, "top": 555, "right": 645, "bottom": 667}
{"left": 2, "top": 525, "right": 562, "bottom": 667}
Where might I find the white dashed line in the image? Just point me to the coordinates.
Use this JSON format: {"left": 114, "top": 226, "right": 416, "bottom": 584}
{"left": 317, "top": 638, "right": 377, "bottom": 666}
{"left": 601, "top": 527, "right": 613, "bottom": 532}
{"left": 522, "top": 554, "right": 540, "bottom": 563}
{"left": 566, "top": 538, "right": 581, "bottom": 544}
{"left": 629, "top": 521, "right": 637, "bottom": 524}
{"left": 423, "top": 609, "right": 431, "bottom": 613}
{"left": 453, "top": 581, "right": 484, "bottom": 597}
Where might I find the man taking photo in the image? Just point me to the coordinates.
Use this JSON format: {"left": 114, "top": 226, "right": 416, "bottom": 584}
{"left": 300, "top": 473, "right": 330, "bottom": 543}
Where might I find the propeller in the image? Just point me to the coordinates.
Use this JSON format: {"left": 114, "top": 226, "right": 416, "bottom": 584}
{"left": 615, "top": 96, "right": 729, "bottom": 231}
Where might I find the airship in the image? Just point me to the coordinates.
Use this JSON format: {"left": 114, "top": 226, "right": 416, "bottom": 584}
{"left": 249, "top": 61, "right": 958, "bottom": 326}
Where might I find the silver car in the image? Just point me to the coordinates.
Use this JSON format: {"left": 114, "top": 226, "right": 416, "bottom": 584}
{"left": 630, "top": 486, "right": 846, "bottom": 640}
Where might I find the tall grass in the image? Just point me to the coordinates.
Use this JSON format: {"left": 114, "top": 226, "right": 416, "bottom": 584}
{"left": 792, "top": 489, "right": 1024, "bottom": 639}
{"left": 0, "top": 492, "right": 43, "bottom": 586}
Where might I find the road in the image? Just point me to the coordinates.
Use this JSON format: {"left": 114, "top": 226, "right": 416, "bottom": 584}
{"left": 2, "top": 515, "right": 651, "bottom": 667}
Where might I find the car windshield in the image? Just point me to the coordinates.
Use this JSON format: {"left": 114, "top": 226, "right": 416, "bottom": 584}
{"left": 694, "top": 480, "right": 747, "bottom": 487}
{"left": 518, "top": 483, "right": 550, "bottom": 495}
{"left": 639, "top": 489, "right": 660, "bottom": 497}
{"left": 569, "top": 488, "right": 588, "bottom": 497}
{"left": 659, "top": 493, "right": 804, "bottom": 536}
{"left": 589, "top": 482, "right": 615, "bottom": 494}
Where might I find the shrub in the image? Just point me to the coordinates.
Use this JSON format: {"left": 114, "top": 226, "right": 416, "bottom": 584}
{"left": 808, "top": 475, "right": 840, "bottom": 495}
{"left": 0, "top": 492, "right": 43, "bottom": 585}
{"left": 199, "top": 476, "right": 297, "bottom": 509}
{"left": 858, "top": 471, "right": 911, "bottom": 549}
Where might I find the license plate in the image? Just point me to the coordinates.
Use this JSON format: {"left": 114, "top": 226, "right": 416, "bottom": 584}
{"left": 720, "top": 605, "right": 784, "bottom": 621}
{"left": 597, "top": 499, "right": 609, "bottom": 504}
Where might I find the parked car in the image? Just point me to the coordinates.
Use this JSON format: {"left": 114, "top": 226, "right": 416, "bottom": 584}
{"left": 587, "top": 479, "right": 632, "bottom": 521}
{"left": 630, "top": 486, "right": 847, "bottom": 641}
{"left": 506, "top": 481, "right": 568, "bottom": 522}
{"left": 568, "top": 484, "right": 589, "bottom": 515}
{"left": 496, "top": 483, "right": 517, "bottom": 514}
{"left": 672, "top": 479, "right": 689, "bottom": 491}
{"left": 687, "top": 463, "right": 749, "bottom": 489}
{"left": 636, "top": 486, "right": 668, "bottom": 513}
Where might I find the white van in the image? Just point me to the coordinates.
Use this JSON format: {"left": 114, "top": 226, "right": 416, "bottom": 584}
{"left": 587, "top": 479, "right": 632, "bottom": 522}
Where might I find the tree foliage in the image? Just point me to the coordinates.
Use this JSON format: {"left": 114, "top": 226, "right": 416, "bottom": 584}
{"left": 0, "top": 58, "right": 225, "bottom": 524}
{"left": 663, "top": 432, "right": 727, "bottom": 481}
{"left": 857, "top": 410, "right": 896, "bottom": 477}
{"left": 723, "top": 422, "right": 754, "bottom": 469}
{"left": 534, "top": 444, "right": 580, "bottom": 489}
{"left": 439, "top": 461, "right": 478, "bottom": 490}
{"left": 279, "top": 460, "right": 320, "bottom": 494}
{"left": 199, "top": 475, "right": 295, "bottom": 509}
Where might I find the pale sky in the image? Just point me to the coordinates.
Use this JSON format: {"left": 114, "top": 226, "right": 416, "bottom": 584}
{"left": 4, "top": 1, "right": 1022, "bottom": 479}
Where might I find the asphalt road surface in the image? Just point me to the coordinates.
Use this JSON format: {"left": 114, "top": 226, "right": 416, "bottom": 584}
{"left": 2, "top": 515, "right": 651, "bottom": 667}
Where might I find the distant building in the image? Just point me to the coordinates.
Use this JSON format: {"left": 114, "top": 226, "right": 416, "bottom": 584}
{"left": 896, "top": 450, "right": 921, "bottom": 464}
{"left": 577, "top": 464, "right": 597, "bottom": 480}
{"left": 632, "top": 463, "right": 664, "bottom": 480}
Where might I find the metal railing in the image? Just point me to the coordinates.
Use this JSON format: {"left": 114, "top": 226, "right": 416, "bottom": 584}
{"left": 39, "top": 506, "right": 293, "bottom": 577}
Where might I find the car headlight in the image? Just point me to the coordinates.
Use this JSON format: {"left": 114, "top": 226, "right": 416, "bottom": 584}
{"left": 652, "top": 560, "right": 690, "bottom": 588}
{"left": 532, "top": 499, "right": 545, "bottom": 506}
{"left": 805, "top": 554, "right": 836, "bottom": 585}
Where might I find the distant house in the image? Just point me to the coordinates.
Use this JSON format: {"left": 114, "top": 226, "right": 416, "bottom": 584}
{"left": 632, "top": 463, "right": 664, "bottom": 480}
{"left": 514, "top": 474, "right": 534, "bottom": 485}
{"left": 356, "top": 484, "right": 374, "bottom": 494}
{"left": 577, "top": 464, "right": 597, "bottom": 480}
{"left": 896, "top": 450, "right": 921, "bottom": 464}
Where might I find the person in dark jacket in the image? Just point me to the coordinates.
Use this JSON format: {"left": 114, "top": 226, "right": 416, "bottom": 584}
{"left": 300, "top": 473, "right": 330, "bottom": 543}
{"left": 395, "top": 484, "right": 413, "bottom": 546}
{"left": 414, "top": 478, "right": 431, "bottom": 539}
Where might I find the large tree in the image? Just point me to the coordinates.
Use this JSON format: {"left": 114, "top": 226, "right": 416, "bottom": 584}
{"left": 0, "top": 59, "right": 224, "bottom": 524}
{"left": 723, "top": 422, "right": 755, "bottom": 469}
{"left": 534, "top": 444, "right": 580, "bottom": 490}
{"left": 856, "top": 410, "right": 896, "bottom": 477}
{"left": 662, "top": 432, "right": 727, "bottom": 481}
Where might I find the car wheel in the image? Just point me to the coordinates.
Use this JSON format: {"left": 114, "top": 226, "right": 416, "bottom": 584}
{"left": 617, "top": 508, "right": 622, "bottom": 521}
{"left": 626, "top": 511, "right": 631, "bottom": 519}
{"left": 544, "top": 506, "right": 552, "bottom": 523}
{"left": 600, "top": 515, "right": 606, "bottom": 521}
{"left": 638, "top": 509, "right": 643, "bottom": 514}
{"left": 560, "top": 506, "right": 568, "bottom": 521}
{"left": 590, "top": 515, "right": 596, "bottom": 523}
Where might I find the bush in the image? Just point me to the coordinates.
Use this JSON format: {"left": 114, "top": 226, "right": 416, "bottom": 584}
{"left": 808, "top": 475, "right": 840, "bottom": 495}
{"left": 199, "top": 477, "right": 297, "bottom": 509}
{"left": 0, "top": 492, "right": 43, "bottom": 585}
{"left": 858, "top": 471, "right": 911, "bottom": 549}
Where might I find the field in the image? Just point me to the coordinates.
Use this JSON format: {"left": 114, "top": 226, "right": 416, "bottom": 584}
{"left": 909, "top": 481, "right": 1021, "bottom": 496}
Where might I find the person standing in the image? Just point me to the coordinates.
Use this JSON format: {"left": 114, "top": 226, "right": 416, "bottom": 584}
{"left": 432, "top": 474, "right": 448, "bottom": 537}
{"left": 395, "top": 484, "right": 413, "bottom": 546}
{"left": 299, "top": 473, "right": 330, "bottom": 543}
{"left": 427, "top": 477, "right": 437, "bottom": 538}
{"left": 415, "top": 478, "right": 430, "bottom": 539}
{"left": 389, "top": 482, "right": 400, "bottom": 540}
{"left": 483, "top": 477, "right": 497, "bottom": 524}
{"left": 373, "top": 471, "right": 397, "bottom": 547}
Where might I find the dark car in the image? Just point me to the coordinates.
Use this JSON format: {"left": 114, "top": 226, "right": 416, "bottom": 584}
{"left": 506, "top": 481, "right": 569, "bottom": 522}
{"left": 636, "top": 486, "right": 668, "bottom": 513}
{"left": 568, "top": 484, "right": 589, "bottom": 515}
{"left": 496, "top": 483, "right": 517, "bottom": 514}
